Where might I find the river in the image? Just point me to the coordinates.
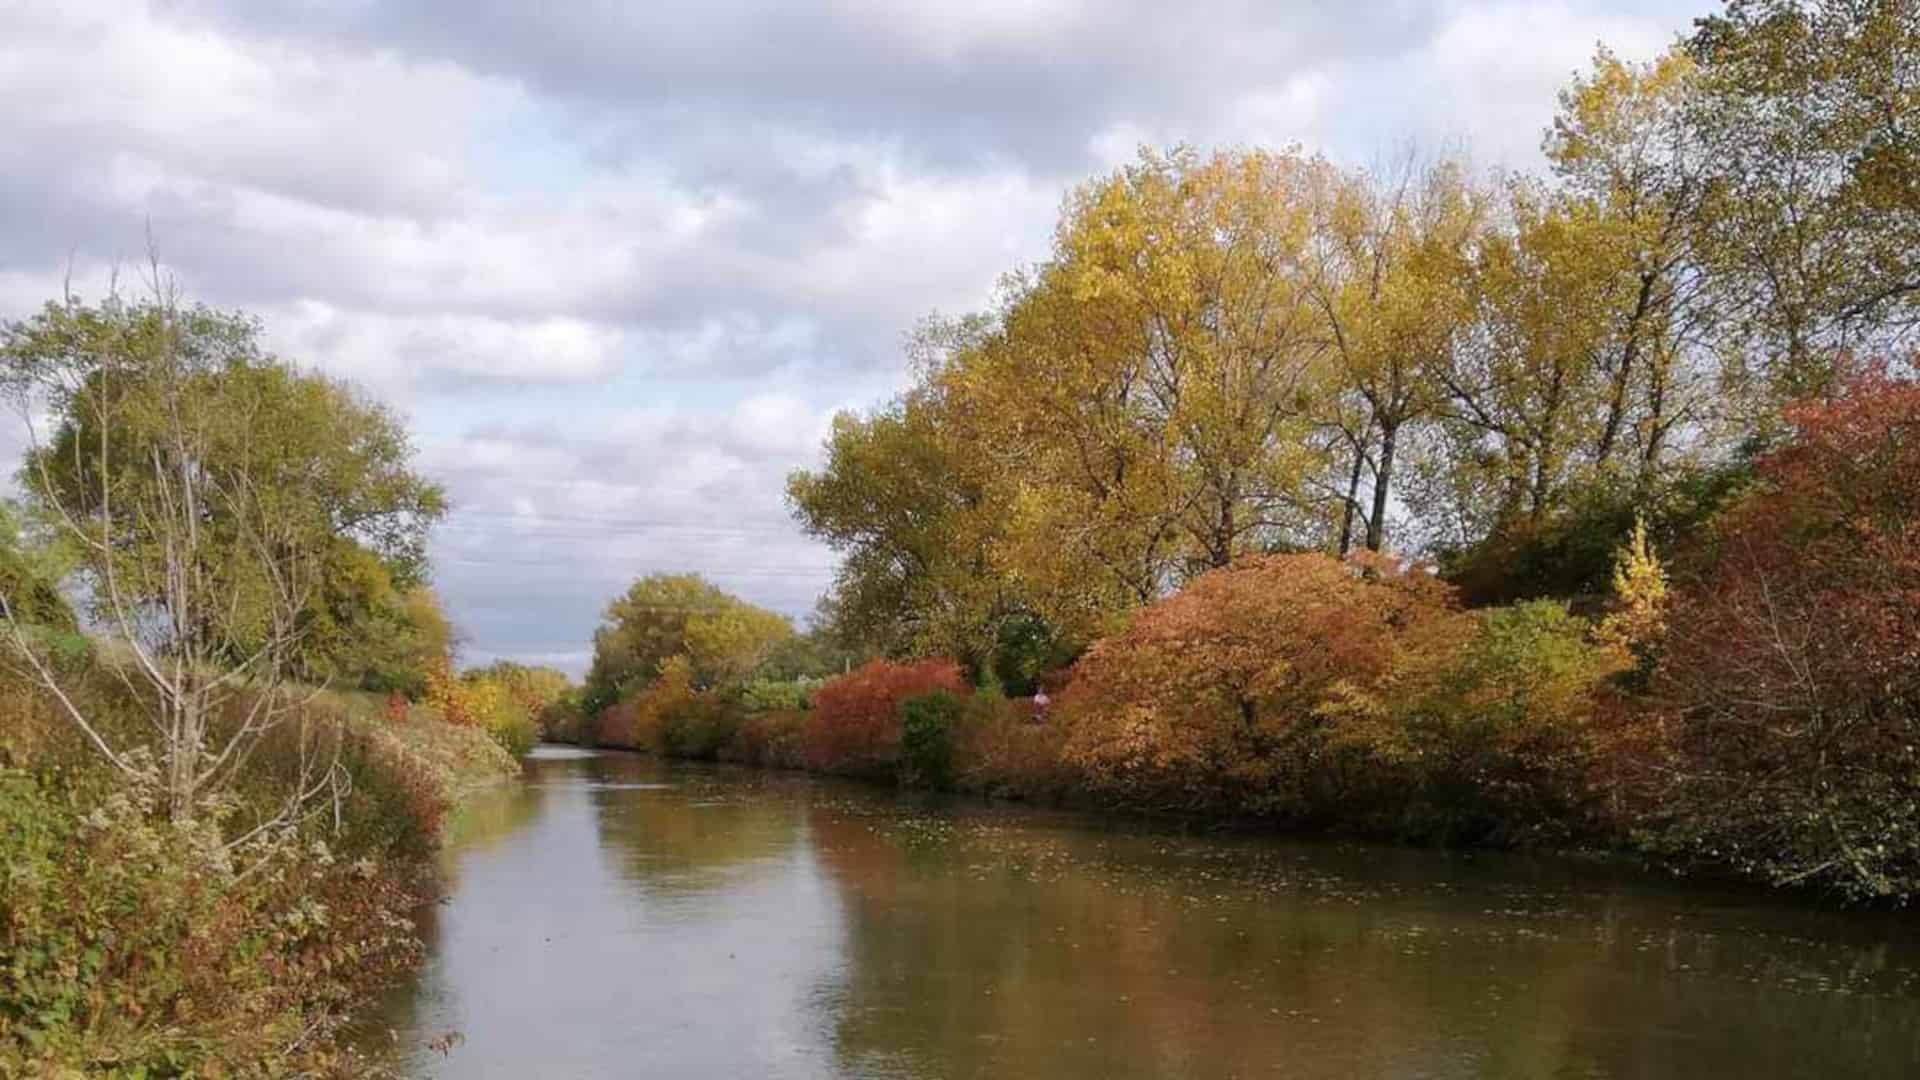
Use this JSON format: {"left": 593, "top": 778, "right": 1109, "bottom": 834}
{"left": 372, "top": 745, "right": 1920, "bottom": 1078}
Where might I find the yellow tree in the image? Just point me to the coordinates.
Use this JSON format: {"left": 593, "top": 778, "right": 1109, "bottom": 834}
{"left": 945, "top": 147, "right": 1335, "bottom": 609}
{"left": 1548, "top": 47, "right": 1721, "bottom": 479}
{"left": 1435, "top": 185, "right": 1627, "bottom": 529}
{"left": 1306, "top": 156, "right": 1486, "bottom": 552}
{"left": 787, "top": 337, "right": 1016, "bottom": 665}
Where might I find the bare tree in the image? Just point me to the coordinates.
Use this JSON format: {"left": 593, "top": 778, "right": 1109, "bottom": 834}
{"left": 1, "top": 265, "right": 342, "bottom": 830}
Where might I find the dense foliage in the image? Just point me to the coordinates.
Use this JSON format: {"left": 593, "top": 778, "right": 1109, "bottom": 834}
{"left": 1058, "top": 554, "right": 1456, "bottom": 816}
{"left": 747, "top": 0, "right": 1920, "bottom": 904}
{"left": 1648, "top": 369, "right": 1920, "bottom": 898}
{"left": 803, "top": 659, "right": 968, "bottom": 778}
{"left": 582, "top": 573, "right": 795, "bottom": 711}
{"left": 0, "top": 673, "right": 516, "bottom": 1073}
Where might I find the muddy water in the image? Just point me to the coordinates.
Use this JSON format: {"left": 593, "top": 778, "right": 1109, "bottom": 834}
{"left": 373, "top": 746, "right": 1920, "bottom": 1078}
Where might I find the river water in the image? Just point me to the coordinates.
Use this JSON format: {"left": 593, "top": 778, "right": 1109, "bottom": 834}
{"left": 372, "top": 746, "right": 1920, "bottom": 1078}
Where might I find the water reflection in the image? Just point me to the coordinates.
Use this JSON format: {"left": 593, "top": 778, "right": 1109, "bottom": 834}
{"left": 375, "top": 748, "right": 1920, "bottom": 1078}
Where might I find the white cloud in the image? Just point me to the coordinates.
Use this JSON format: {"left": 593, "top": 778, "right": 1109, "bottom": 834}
{"left": 267, "top": 301, "right": 624, "bottom": 396}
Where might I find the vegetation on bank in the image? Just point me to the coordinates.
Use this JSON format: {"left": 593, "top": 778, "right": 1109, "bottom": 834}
{"left": 570, "top": 1, "right": 1920, "bottom": 904}
{"left": 0, "top": 283, "right": 564, "bottom": 1072}
{"left": 0, "top": 673, "right": 518, "bottom": 1074}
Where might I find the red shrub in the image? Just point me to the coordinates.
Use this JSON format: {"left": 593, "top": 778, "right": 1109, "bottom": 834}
{"left": 954, "top": 694, "right": 1077, "bottom": 800}
{"left": 802, "top": 658, "right": 967, "bottom": 776}
{"left": 1650, "top": 364, "right": 1920, "bottom": 897}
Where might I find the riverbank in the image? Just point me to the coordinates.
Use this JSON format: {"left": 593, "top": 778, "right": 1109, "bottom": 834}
{"left": 0, "top": 675, "right": 520, "bottom": 1075}
{"left": 540, "top": 658, "right": 1875, "bottom": 912}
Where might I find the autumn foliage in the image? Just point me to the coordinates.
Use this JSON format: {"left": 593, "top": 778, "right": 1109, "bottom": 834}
{"left": 1059, "top": 554, "right": 1455, "bottom": 814}
{"left": 1650, "top": 367, "right": 1920, "bottom": 898}
{"left": 593, "top": 655, "right": 698, "bottom": 751}
{"left": 802, "top": 658, "right": 967, "bottom": 776}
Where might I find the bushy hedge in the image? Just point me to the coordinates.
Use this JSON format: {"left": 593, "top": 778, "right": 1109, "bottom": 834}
{"left": 802, "top": 659, "right": 968, "bottom": 777}
{"left": 1642, "top": 369, "right": 1920, "bottom": 900}
{"left": 1056, "top": 554, "right": 1624, "bottom": 839}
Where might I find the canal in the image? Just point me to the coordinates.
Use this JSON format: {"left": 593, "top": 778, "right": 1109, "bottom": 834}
{"left": 374, "top": 746, "right": 1920, "bottom": 1077}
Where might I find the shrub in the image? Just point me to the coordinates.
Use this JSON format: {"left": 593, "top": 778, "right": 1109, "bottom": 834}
{"left": 1647, "top": 367, "right": 1920, "bottom": 899}
{"left": 660, "top": 692, "right": 742, "bottom": 760}
{"left": 593, "top": 656, "right": 697, "bottom": 751}
{"left": 537, "top": 694, "right": 587, "bottom": 744}
{"left": 1059, "top": 553, "right": 1458, "bottom": 816}
{"left": 721, "top": 709, "right": 809, "bottom": 769}
{"left": 0, "top": 766, "right": 423, "bottom": 1075}
{"left": 898, "top": 691, "right": 962, "bottom": 788}
{"left": 803, "top": 658, "right": 967, "bottom": 777}
{"left": 738, "top": 677, "right": 821, "bottom": 713}
{"left": 1325, "top": 600, "right": 1624, "bottom": 844}
{"left": 953, "top": 693, "right": 1077, "bottom": 800}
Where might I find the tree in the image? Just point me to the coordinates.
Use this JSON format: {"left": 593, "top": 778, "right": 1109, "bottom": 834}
{"left": 1547, "top": 46, "right": 1722, "bottom": 479}
{"left": 583, "top": 573, "right": 793, "bottom": 709}
{"left": 787, "top": 374, "right": 1007, "bottom": 664}
{"left": 464, "top": 660, "right": 571, "bottom": 716}
{"left": 1306, "top": 156, "right": 1486, "bottom": 553}
{"left": 944, "top": 148, "right": 1336, "bottom": 606}
{"left": 1434, "top": 186, "right": 1629, "bottom": 529}
{"left": 1, "top": 282, "right": 440, "bottom": 823}
{"left": 1687, "top": 0, "right": 1920, "bottom": 392}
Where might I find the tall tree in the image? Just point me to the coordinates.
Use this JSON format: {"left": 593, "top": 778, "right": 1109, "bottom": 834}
{"left": 947, "top": 147, "right": 1334, "bottom": 595}
{"left": 1434, "top": 187, "right": 1626, "bottom": 528}
{"left": 1547, "top": 47, "right": 1721, "bottom": 478}
{"left": 1687, "top": 0, "right": 1920, "bottom": 391}
{"left": 787, "top": 363, "right": 1010, "bottom": 664}
{"left": 1306, "top": 156, "right": 1486, "bottom": 552}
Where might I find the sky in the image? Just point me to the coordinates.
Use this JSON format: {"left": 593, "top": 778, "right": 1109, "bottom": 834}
{"left": 0, "top": 0, "right": 1699, "bottom": 675}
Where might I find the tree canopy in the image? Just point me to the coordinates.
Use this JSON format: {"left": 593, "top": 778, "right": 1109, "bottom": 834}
{"left": 583, "top": 573, "right": 795, "bottom": 709}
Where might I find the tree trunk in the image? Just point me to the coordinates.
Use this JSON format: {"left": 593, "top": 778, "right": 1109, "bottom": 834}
{"left": 1366, "top": 421, "right": 1397, "bottom": 552}
{"left": 1337, "top": 438, "right": 1367, "bottom": 556}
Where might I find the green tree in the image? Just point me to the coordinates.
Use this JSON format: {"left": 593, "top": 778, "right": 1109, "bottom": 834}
{"left": 1687, "top": 0, "right": 1920, "bottom": 392}
{"left": 583, "top": 573, "right": 793, "bottom": 710}
{"left": 1, "top": 285, "right": 443, "bottom": 821}
{"left": 787, "top": 373, "right": 1008, "bottom": 664}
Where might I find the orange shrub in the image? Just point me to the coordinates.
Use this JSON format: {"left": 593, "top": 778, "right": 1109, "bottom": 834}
{"left": 802, "top": 658, "right": 966, "bottom": 776}
{"left": 593, "top": 657, "right": 696, "bottom": 751}
{"left": 1058, "top": 553, "right": 1459, "bottom": 816}
{"left": 954, "top": 694, "right": 1076, "bottom": 800}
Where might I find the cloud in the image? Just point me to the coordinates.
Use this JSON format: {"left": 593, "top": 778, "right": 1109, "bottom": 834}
{"left": 418, "top": 394, "right": 842, "bottom": 672}
{"left": 1, "top": 0, "right": 1698, "bottom": 673}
